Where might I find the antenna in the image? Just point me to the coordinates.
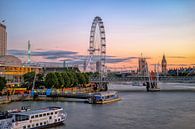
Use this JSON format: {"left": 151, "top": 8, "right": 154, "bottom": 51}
{"left": 28, "top": 40, "right": 31, "bottom": 64}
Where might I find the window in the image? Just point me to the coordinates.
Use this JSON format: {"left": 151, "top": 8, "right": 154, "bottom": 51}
{"left": 32, "top": 124, "right": 35, "bottom": 128}
{"left": 51, "top": 112, "right": 53, "bottom": 115}
{"left": 43, "top": 113, "right": 46, "bottom": 116}
{"left": 55, "top": 112, "right": 57, "bottom": 114}
{"left": 15, "top": 115, "right": 29, "bottom": 121}
{"left": 55, "top": 119, "right": 57, "bottom": 122}
{"left": 31, "top": 115, "right": 34, "bottom": 119}
{"left": 27, "top": 125, "right": 30, "bottom": 128}
{"left": 47, "top": 113, "right": 50, "bottom": 115}
{"left": 44, "top": 121, "right": 46, "bottom": 125}
{"left": 39, "top": 114, "right": 42, "bottom": 117}
{"left": 35, "top": 115, "right": 38, "bottom": 118}
{"left": 23, "top": 126, "right": 26, "bottom": 129}
{"left": 36, "top": 123, "right": 39, "bottom": 127}
{"left": 58, "top": 118, "right": 60, "bottom": 122}
{"left": 40, "top": 122, "right": 43, "bottom": 126}
{"left": 49, "top": 116, "right": 52, "bottom": 119}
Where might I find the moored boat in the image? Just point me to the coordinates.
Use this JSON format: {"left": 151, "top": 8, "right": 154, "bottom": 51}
{"left": 0, "top": 106, "right": 67, "bottom": 129}
{"left": 88, "top": 91, "right": 121, "bottom": 104}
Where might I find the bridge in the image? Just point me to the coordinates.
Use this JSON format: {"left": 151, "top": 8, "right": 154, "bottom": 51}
{"left": 90, "top": 76, "right": 195, "bottom": 83}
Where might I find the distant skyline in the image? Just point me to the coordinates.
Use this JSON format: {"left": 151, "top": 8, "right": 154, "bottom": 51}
{"left": 1, "top": 0, "right": 195, "bottom": 69}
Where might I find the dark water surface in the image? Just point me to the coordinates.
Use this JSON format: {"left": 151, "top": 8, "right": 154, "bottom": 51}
{"left": 1, "top": 83, "right": 195, "bottom": 129}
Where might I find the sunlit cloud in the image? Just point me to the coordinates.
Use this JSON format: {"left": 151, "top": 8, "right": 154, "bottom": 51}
{"left": 168, "top": 56, "right": 187, "bottom": 59}
{"left": 8, "top": 49, "right": 138, "bottom": 65}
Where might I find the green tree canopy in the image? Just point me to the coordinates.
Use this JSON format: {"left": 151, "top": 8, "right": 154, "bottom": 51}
{"left": 83, "top": 73, "right": 89, "bottom": 84}
{"left": 61, "top": 72, "right": 70, "bottom": 88}
{"left": 70, "top": 71, "right": 78, "bottom": 86}
{"left": 55, "top": 72, "right": 64, "bottom": 88}
{"left": 76, "top": 73, "right": 85, "bottom": 85}
{"left": 0, "top": 77, "right": 6, "bottom": 91}
{"left": 45, "top": 73, "right": 58, "bottom": 88}
{"left": 23, "top": 72, "right": 35, "bottom": 89}
{"left": 66, "top": 71, "right": 74, "bottom": 87}
{"left": 23, "top": 72, "right": 35, "bottom": 83}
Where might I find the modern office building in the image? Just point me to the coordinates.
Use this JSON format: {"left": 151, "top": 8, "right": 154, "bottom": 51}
{"left": 0, "top": 22, "right": 7, "bottom": 56}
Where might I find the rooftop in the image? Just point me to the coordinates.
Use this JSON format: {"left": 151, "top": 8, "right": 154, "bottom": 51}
{"left": 12, "top": 107, "right": 63, "bottom": 116}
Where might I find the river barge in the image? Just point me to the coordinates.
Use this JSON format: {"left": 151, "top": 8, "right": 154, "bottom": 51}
{"left": 88, "top": 91, "right": 121, "bottom": 104}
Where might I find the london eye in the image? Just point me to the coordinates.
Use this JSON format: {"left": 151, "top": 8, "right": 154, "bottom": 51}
{"left": 85, "top": 16, "right": 106, "bottom": 78}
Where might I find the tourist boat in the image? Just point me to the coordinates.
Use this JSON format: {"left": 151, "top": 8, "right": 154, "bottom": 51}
{"left": 88, "top": 91, "right": 121, "bottom": 104}
{"left": 0, "top": 106, "right": 67, "bottom": 129}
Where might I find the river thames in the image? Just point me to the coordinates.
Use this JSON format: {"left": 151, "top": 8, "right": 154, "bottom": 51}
{"left": 1, "top": 83, "right": 195, "bottom": 129}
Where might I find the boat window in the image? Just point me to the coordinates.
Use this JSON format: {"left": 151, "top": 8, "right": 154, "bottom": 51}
{"left": 55, "top": 112, "right": 57, "bottom": 114}
{"left": 35, "top": 115, "right": 38, "bottom": 118}
{"left": 40, "top": 122, "right": 43, "bottom": 126}
{"left": 58, "top": 118, "right": 60, "bottom": 121}
{"left": 23, "top": 126, "right": 26, "bottom": 129}
{"left": 47, "top": 113, "right": 50, "bottom": 115}
{"left": 49, "top": 116, "right": 52, "bottom": 119}
{"left": 43, "top": 113, "right": 46, "bottom": 116}
{"left": 51, "top": 112, "right": 53, "bottom": 115}
{"left": 55, "top": 119, "right": 57, "bottom": 122}
{"left": 31, "top": 115, "right": 34, "bottom": 119}
{"left": 36, "top": 123, "right": 39, "bottom": 126}
{"left": 32, "top": 124, "right": 34, "bottom": 128}
{"left": 27, "top": 125, "right": 30, "bottom": 128}
{"left": 39, "top": 114, "right": 42, "bottom": 117}
{"left": 44, "top": 121, "right": 46, "bottom": 125}
{"left": 15, "top": 114, "right": 29, "bottom": 121}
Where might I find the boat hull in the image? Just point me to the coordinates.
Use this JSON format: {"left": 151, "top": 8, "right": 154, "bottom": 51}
{"left": 30, "top": 121, "right": 64, "bottom": 129}
{"left": 148, "top": 88, "right": 160, "bottom": 92}
{"left": 96, "top": 98, "right": 121, "bottom": 104}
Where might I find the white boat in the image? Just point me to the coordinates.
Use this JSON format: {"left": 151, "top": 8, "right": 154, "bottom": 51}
{"left": 0, "top": 106, "right": 67, "bottom": 129}
{"left": 88, "top": 91, "right": 121, "bottom": 104}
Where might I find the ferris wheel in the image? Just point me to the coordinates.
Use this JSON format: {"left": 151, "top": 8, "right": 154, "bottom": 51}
{"left": 85, "top": 16, "right": 106, "bottom": 77}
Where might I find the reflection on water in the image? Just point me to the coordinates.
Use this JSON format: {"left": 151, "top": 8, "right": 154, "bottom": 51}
{"left": 1, "top": 83, "right": 195, "bottom": 129}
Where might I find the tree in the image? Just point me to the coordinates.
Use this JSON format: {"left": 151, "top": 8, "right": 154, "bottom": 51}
{"left": 23, "top": 72, "right": 35, "bottom": 83}
{"left": 0, "top": 77, "right": 6, "bottom": 91}
{"left": 35, "top": 73, "right": 45, "bottom": 89}
{"left": 37, "top": 73, "right": 44, "bottom": 82}
{"left": 70, "top": 71, "right": 78, "bottom": 86}
{"left": 45, "top": 73, "right": 58, "bottom": 88}
{"left": 61, "top": 72, "right": 70, "bottom": 88}
{"left": 83, "top": 73, "right": 89, "bottom": 84}
{"left": 76, "top": 73, "right": 85, "bottom": 86}
{"left": 23, "top": 72, "right": 35, "bottom": 89}
{"left": 66, "top": 71, "right": 74, "bottom": 87}
{"left": 55, "top": 72, "right": 64, "bottom": 88}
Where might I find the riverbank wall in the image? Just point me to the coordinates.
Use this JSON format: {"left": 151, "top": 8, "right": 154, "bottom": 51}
{"left": 0, "top": 95, "right": 32, "bottom": 104}
{"left": 0, "top": 93, "right": 91, "bottom": 104}
{"left": 0, "top": 86, "right": 97, "bottom": 104}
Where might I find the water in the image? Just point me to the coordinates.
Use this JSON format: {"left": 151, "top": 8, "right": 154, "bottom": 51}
{"left": 1, "top": 83, "right": 195, "bottom": 129}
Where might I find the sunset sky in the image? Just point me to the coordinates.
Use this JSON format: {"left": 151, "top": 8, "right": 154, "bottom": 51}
{"left": 0, "top": 0, "right": 195, "bottom": 70}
